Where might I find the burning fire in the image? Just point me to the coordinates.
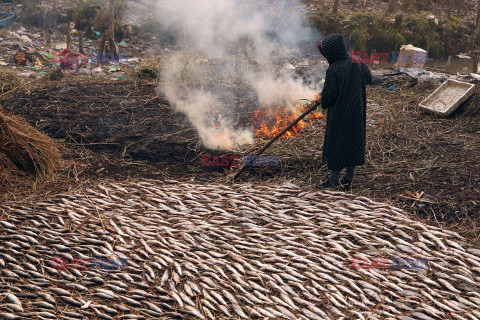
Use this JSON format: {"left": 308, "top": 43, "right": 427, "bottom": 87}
{"left": 251, "top": 95, "right": 322, "bottom": 140}
{"left": 214, "top": 121, "right": 234, "bottom": 147}
{"left": 209, "top": 95, "right": 322, "bottom": 150}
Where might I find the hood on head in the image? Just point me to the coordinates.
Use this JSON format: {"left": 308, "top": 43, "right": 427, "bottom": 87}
{"left": 320, "top": 34, "right": 350, "bottom": 64}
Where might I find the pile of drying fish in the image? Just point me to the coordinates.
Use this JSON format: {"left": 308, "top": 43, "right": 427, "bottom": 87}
{"left": 1, "top": 180, "right": 480, "bottom": 320}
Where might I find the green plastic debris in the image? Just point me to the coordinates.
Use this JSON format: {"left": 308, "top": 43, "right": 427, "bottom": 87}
{"left": 93, "top": 30, "right": 101, "bottom": 37}
{"left": 117, "top": 76, "right": 126, "bottom": 80}
{"left": 119, "top": 41, "right": 127, "bottom": 45}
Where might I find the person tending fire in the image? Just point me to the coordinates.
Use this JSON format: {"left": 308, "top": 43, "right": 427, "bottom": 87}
{"left": 317, "top": 34, "right": 372, "bottom": 189}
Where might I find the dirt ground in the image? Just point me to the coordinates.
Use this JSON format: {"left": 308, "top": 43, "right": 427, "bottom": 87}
{"left": 1, "top": 73, "right": 479, "bottom": 245}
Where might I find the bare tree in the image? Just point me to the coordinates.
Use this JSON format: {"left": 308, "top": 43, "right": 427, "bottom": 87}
{"left": 333, "top": 0, "right": 339, "bottom": 14}
{"left": 43, "top": 0, "right": 57, "bottom": 46}
{"left": 107, "top": 0, "right": 117, "bottom": 56}
{"left": 109, "top": 0, "right": 115, "bottom": 41}
{"left": 98, "top": 0, "right": 118, "bottom": 65}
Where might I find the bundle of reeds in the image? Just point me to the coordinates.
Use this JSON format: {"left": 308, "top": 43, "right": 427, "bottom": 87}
{"left": 0, "top": 108, "right": 61, "bottom": 181}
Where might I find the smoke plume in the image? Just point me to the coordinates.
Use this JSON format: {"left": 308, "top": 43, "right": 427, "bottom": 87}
{"left": 154, "top": 0, "right": 320, "bottom": 150}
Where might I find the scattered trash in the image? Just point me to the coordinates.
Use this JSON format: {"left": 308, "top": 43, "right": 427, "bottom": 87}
{"left": 419, "top": 79, "right": 476, "bottom": 117}
{"left": 68, "top": 22, "right": 78, "bottom": 35}
{"left": 57, "top": 49, "right": 90, "bottom": 69}
{"left": 19, "top": 34, "right": 32, "bottom": 46}
{"left": 387, "top": 85, "right": 399, "bottom": 91}
{"left": 195, "top": 58, "right": 208, "bottom": 64}
{"left": 14, "top": 51, "right": 26, "bottom": 65}
{"left": 54, "top": 42, "right": 68, "bottom": 50}
{"left": 92, "top": 67, "right": 103, "bottom": 74}
{"left": 0, "top": 22, "right": 139, "bottom": 80}
{"left": 395, "top": 45, "right": 428, "bottom": 69}
{"left": 285, "top": 63, "right": 295, "bottom": 70}
{"left": 398, "top": 66, "right": 427, "bottom": 79}
{"left": 470, "top": 73, "right": 480, "bottom": 81}
{"left": 78, "top": 67, "right": 92, "bottom": 75}
{"left": 17, "top": 71, "right": 33, "bottom": 77}
{"left": 396, "top": 66, "right": 446, "bottom": 83}
{"left": 297, "top": 60, "right": 309, "bottom": 67}
{"left": 417, "top": 72, "right": 444, "bottom": 83}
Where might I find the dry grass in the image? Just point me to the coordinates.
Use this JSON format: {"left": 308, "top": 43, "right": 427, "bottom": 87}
{"left": 0, "top": 108, "right": 62, "bottom": 185}
{"left": 132, "top": 55, "right": 165, "bottom": 80}
{"left": 0, "top": 69, "right": 25, "bottom": 95}
{"left": 0, "top": 74, "right": 478, "bottom": 247}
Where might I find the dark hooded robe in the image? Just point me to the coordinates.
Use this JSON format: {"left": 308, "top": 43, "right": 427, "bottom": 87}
{"left": 319, "top": 34, "right": 372, "bottom": 171}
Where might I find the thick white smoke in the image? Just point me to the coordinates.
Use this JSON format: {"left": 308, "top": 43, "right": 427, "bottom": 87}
{"left": 154, "top": 0, "right": 319, "bottom": 150}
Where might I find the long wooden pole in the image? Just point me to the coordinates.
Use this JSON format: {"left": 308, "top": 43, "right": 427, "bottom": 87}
{"left": 474, "top": 52, "right": 480, "bottom": 74}
{"left": 233, "top": 101, "right": 321, "bottom": 180}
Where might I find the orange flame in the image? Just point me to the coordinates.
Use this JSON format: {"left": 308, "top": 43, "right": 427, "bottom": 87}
{"left": 251, "top": 94, "right": 322, "bottom": 140}
{"left": 214, "top": 126, "right": 232, "bottom": 143}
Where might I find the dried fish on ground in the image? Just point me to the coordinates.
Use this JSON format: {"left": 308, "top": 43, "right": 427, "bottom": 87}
{"left": 0, "top": 180, "right": 479, "bottom": 319}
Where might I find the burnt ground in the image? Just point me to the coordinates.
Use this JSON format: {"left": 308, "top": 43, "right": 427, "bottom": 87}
{"left": 1, "top": 75, "right": 480, "bottom": 245}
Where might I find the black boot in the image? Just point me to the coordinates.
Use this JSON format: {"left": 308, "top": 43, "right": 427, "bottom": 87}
{"left": 321, "top": 180, "right": 340, "bottom": 189}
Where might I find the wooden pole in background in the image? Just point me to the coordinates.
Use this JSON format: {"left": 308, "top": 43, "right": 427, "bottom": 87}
{"left": 476, "top": 0, "right": 480, "bottom": 29}
{"left": 446, "top": 54, "right": 452, "bottom": 73}
{"left": 79, "top": 32, "right": 84, "bottom": 54}
{"left": 109, "top": 0, "right": 115, "bottom": 38}
{"left": 473, "top": 52, "right": 479, "bottom": 74}
{"left": 108, "top": 0, "right": 117, "bottom": 56}
{"left": 98, "top": 34, "right": 106, "bottom": 65}
{"left": 66, "top": 28, "right": 71, "bottom": 50}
